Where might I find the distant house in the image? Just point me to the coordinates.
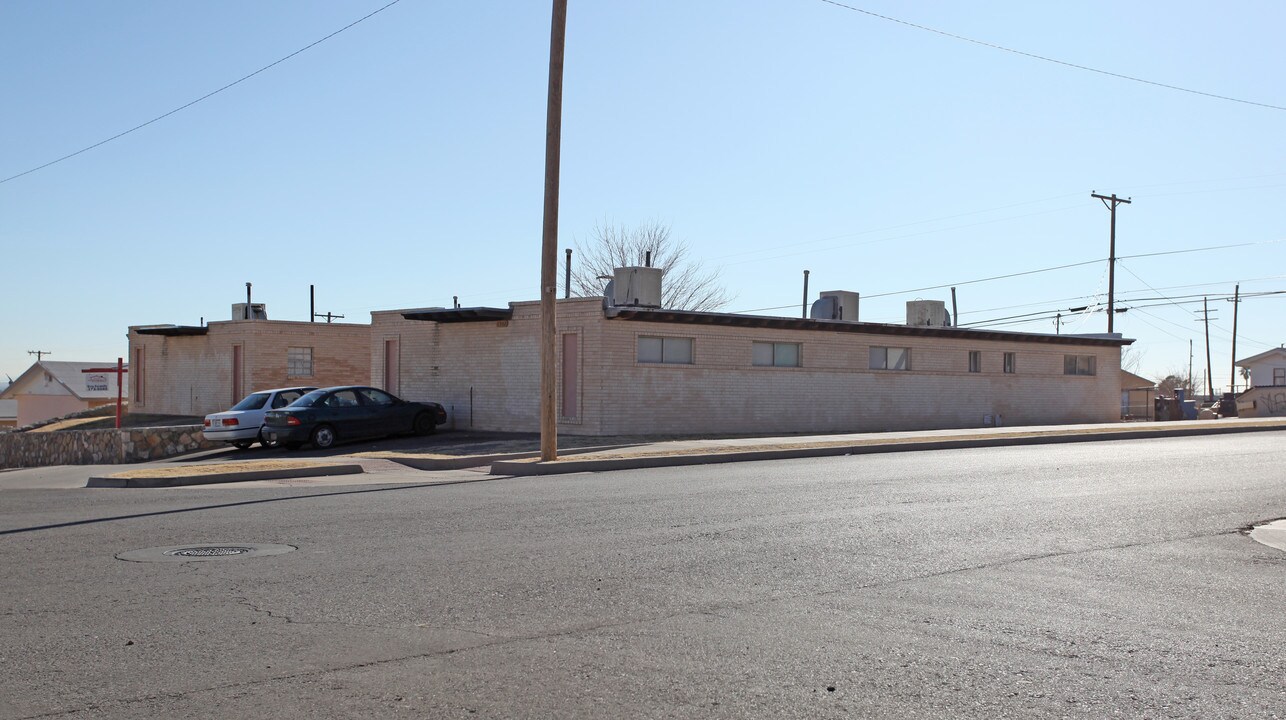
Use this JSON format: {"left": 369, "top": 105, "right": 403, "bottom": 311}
{"left": 1120, "top": 371, "right": 1156, "bottom": 421}
{"left": 1236, "top": 347, "right": 1286, "bottom": 388}
{"left": 127, "top": 304, "right": 370, "bottom": 417}
{"left": 1235, "top": 347, "right": 1286, "bottom": 418}
{"left": 0, "top": 361, "right": 128, "bottom": 427}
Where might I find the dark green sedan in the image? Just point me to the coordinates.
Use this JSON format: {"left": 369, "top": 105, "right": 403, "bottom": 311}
{"left": 263, "top": 386, "right": 446, "bottom": 450}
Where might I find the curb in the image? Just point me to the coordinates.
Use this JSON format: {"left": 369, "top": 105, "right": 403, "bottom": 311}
{"left": 491, "top": 421, "right": 1286, "bottom": 476}
{"left": 87, "top": 463, "right": 365, "bottom": 488}
{"left": 372, "top": 443, "right": 648, "bottom": 471}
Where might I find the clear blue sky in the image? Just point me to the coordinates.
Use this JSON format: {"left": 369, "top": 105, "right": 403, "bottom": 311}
{"left": 2, "top": 1, "right": 1282, "bottom": 392}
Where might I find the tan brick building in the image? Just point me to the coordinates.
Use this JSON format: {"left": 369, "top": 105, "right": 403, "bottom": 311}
{"left": 128, "top": 319, "right": 370, "bottom": 417}
{"left": 371, "top": 296, "right": 1129, "bottom": 436}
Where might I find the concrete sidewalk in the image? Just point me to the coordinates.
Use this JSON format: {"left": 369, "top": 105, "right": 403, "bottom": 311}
{"left": 489, "top": 416, "right": 1286, "bottom": 476}
{"left": 15, "top": 416, "right": 1285, "bottom": 487}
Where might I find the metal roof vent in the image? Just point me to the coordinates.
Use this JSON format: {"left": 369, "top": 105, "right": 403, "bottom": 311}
{"left": 231, "top": 303, "right": 268, "bottom": 320}
{"left": 608, "top": 266, "right": 662, "bottom": 308}
{"left": 906, "top": 300, "right": 950, "bottom": 327}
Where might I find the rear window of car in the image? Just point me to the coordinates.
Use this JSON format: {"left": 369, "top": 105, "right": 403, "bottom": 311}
{"left": 272, "top": 390, "right": 308, "bottom": 408}
{"left": 230, "top": 393, "right": 270, "bottom": 411}
{"left": 292, "top": 390, "right": 329, "bottom": 408}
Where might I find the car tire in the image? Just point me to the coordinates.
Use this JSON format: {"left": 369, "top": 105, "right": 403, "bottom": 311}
{"left": 258, "top": 428, "right": 279, "bottom": 449}
{"left": 413, "top": 413, "right": 436, "bottom": 436}
{"left": 311, "top": 425, "right": 337, "bottom": 450}
{"left": 231, "top": 441, "right": 254, "bottom": 450}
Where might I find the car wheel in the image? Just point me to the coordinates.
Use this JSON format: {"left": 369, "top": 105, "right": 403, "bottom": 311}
{"left": 413, "top": 413, "right": 436, "bottom": 436}
{"left": 283, "top": 442, "right": 303, "bottom": 451}
{"left": 258, "top": 428, "right": 279, "bottom": 449}
{"left": 231, "top": 440, "right": 254, "bottom": 450}
{"left": 311, "top": 425, "right": 337, "bottom": 449}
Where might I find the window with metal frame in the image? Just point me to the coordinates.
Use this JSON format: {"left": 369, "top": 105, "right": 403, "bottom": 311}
{"left": 869, "top": 346, "right": 910, "bottom": 371}
{"left": 1003, "top": 352, "right": 1017, "bottom": 374}
{"left": 637, "top": 336, "right": 694, "bottom": 365}
{"left": 968, "top": 351, "right": 981, "bottom": 373}
{"left": 752, "top": 342, "right": 801, "bottom": 367}
{"left": 1063, "top": 354, "right": 1096, "bottom": 376}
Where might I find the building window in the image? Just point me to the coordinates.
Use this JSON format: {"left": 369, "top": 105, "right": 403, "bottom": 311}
{"left": 753, "top": 342, "right": 801, "bottom": 367}
{"left": 287, "top": 347, "right": 314, "bottom": 377}
{"left": 638, "top": 336, "right": 693, "bottom": 365}
{"left": 1003, "top": 352, "right": 1017, "bottom": 374}
{"left": 1275, "top": 367, "right": 1286, "bottom": 386}
{"left": 869, "top": 346, "right": 910, "bottom": 371}
{"left": 968, "top": 351, "right": 981, "bottom": 373}
{"left": 1064, "top": 354, "right": 1096, "bottom": 376}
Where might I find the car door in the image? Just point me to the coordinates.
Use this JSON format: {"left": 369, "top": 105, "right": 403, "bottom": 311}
{"left": 357, "top": 387, "right": 402, "bottom": 436}
{"left": 320, "top": 389, "right": 374, "bottom": 438}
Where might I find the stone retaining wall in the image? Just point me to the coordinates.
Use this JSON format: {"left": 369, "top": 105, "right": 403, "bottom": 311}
{"left": 0, "top": 425, "right": 219, "bottom": 469}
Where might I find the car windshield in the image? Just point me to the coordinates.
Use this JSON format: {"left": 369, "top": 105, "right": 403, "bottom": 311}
{"left": 229, "top": 393, "right": 270, "bottom": 411}
{"left": 289, "top": 390, "right": 330, "bottom": 408}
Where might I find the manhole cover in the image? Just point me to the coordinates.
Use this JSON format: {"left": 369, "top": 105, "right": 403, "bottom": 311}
{"left": 117, "top": 543, "right": 296, "bottom": 563}
{"left": 165, "top": 546, "right": 253, "bottom": 557}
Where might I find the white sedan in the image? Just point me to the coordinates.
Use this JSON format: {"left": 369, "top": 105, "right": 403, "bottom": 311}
{"left": 203, "top": 387, "right": 316, "bottom": 449}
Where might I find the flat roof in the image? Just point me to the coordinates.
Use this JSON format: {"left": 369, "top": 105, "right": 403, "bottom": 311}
{"left": 605, "top": 307, "right": 1133, "bottom": 347}
{"left": 401, "top": 307, "right": 513, "bottom": 323}
{"left": 133, "top": 325, "right": 209, "bottom": 337}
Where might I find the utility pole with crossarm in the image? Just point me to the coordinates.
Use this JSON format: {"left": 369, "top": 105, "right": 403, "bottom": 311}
{"left": 1091, "top": 192, "right": 1132, "bottom": 334}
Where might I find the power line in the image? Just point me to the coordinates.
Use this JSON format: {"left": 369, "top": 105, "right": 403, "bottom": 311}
{"left": 733, "top": 238, "right": 1283, "bottom": 314}
{"left": 961, "top": 291, "right": 1284, "bottom": 332}
{"left": 1116, "top": 261, "right": 1196, "bottom": 317}
{"left": 817, "top": 0, "right": 1286, "bottom": 112}
{"left": 0, "top": 0, "right": 404, "bottom": 186}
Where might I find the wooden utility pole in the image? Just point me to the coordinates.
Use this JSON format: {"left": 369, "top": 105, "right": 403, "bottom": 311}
{"left": 1229, "top": 284, "right": 1241, "bottom": 392}
{"left": 1091, "top": 192, "right": 1131, "bottom": 334}
{"left": 1201, "top": 297, "right": 1214, "bottom": 401}
{"left": 950, "top": 287, "right": 958, "bottom": 327}
{"left": 539, "top": 0, "right": 568, "bottom": 462}
{"left": 27, "top": 350, "right": 52, "bottom": 361}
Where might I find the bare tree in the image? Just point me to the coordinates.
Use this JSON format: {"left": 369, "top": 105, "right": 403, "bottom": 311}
{"left": 565, "top": 219, "right": 733, "bottom": 312}
{"left": 1157, "top": 367, "right": 1195, "bottom": 397}
{"left": 1120, "top": 346, "right": 1144, "bottom": 375}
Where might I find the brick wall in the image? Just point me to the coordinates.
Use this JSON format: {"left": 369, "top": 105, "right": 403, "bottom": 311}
{"left": 128, "top": 321, "right": 371, "bottom": 416}
{"left": 372, "top": 298, "right": 1123, "bottom": 436}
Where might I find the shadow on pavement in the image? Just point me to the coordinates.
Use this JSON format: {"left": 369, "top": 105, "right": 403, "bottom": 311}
{"left": 173, "top": 430, "right": 655, "bottom": 464}
{"left": 0, "top": 475, "right": 508, "bottom": 537}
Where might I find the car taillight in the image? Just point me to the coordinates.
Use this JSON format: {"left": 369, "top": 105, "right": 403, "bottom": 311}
{"left": 286, "top": 416, "right": 301, "bottom": 426}
{"left": 222, "top": 418, "right": 239, "bottom": 426}
{"left": 203, "top": 419, "right": 211, "bottom": 427}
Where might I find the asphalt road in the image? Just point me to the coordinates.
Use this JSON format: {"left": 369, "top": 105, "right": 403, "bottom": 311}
{"left": 2, "top": 434, "right": 1284, "bottom": 719}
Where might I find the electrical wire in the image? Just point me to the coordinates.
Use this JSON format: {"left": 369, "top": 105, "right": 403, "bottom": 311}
{"left": 0, "top": 0, "right": 404, "bottom": 186}
{"left": 733, "top": 238, "right": 1283, "bottom": 314}
{"left": 817, "top": 0, "right": 1286, "bottom": 112}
